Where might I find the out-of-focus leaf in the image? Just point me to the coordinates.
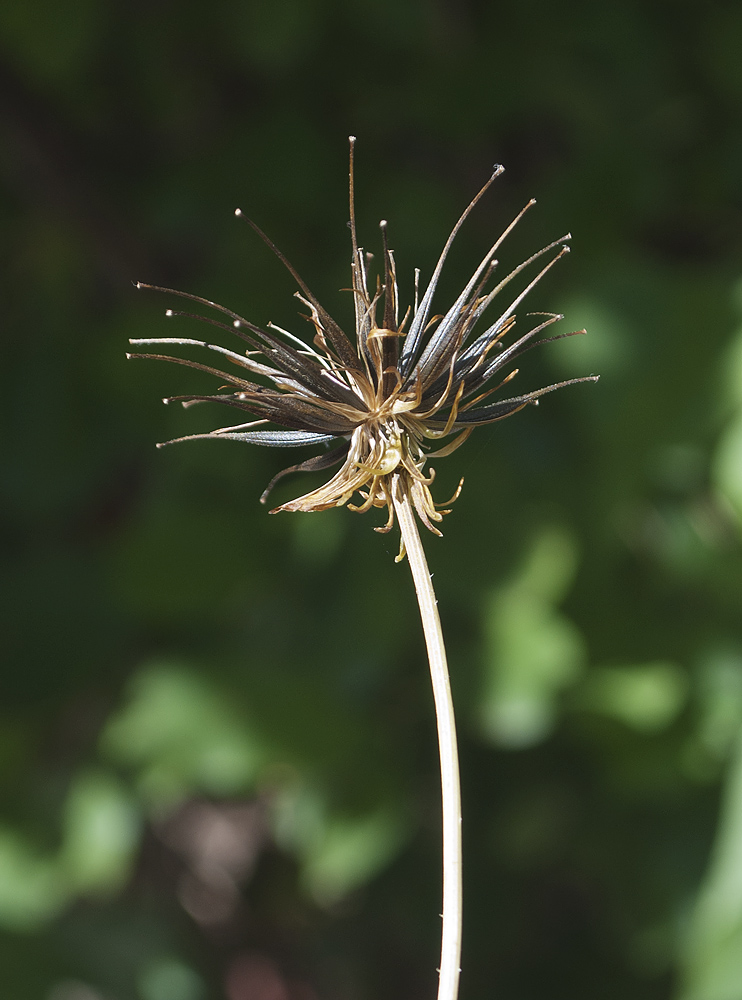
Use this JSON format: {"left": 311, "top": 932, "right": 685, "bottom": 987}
{"left": 0, "top": 771, "right": 139, "bottom": 931}
{"left": 272, "top": 782, "right": 407, "bottom": 906}
{"left": 59, "top": 770, "right": 140, "bottom": 895}
{"left": 721, "top": 285, "right": 742, "bottom": 408}
{"left": 479, "top": 525, "right": 587, "bottom": 747}
{"left": 681, "top": 730, "right": 742, "bottom": 1000}
{"left": 689, "top": 649, "right": 742, "bottom": 770}
{"left": 714, "top": 310, "right": 742, "bottom": 528}
{"left": 576, "top": 661, "right": 687, "bottom": 732}
{"left": 547, "top": 295, "right": 634, "bottom": 378}
{"left": 714, "top": 412, "right": 742, "bottom": 528}
{"left": 101, "top": 663, "right": 266, "bottom": 805}
{"left": 138, "top": 957, "right": 206, "bottom": 1000}
{"left": 0, "top": 831, "right": 66, "bottom": 931}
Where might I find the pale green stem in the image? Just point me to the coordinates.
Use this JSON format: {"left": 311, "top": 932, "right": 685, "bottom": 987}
{"left": 392, "top": 475, "right": 462, "bottom": 1000}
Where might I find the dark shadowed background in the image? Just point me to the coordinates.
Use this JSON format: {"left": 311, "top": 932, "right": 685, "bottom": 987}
{"left": 3, "top": 1, "right": 742, "bottom": 998}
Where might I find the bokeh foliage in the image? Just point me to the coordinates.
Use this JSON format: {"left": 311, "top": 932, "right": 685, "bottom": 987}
{"left": 2, "top": 0, "right": 742, "bottom": 998}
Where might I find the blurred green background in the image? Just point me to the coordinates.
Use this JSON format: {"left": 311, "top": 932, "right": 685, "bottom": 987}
{"left": 3, "top": 1, "right": 742, "bottom": 998}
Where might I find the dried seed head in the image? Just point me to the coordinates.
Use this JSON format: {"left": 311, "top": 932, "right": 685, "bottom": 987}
{"left": 130, "top": 140, "right": 598, "bottom": 541}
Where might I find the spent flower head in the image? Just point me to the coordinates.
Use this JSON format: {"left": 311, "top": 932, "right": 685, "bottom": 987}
{"left": 129, "top": 138, "right": 597, "bottom": 549}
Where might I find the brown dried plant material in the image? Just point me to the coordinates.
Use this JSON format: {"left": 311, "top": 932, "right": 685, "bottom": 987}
{"left": 129, "top": 139, "right": 597, "bottom": 557}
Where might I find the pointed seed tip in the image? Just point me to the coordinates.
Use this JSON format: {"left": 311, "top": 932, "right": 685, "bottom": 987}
{"left": 125, "top": 352, "right": 132, "bottom": 359}
{"left": 165, "top": 309, "right": 173, "bottom": 316}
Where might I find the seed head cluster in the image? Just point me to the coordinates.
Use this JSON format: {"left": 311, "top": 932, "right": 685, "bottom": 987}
{"left": 129, "top": 139, "right": 597, "bottom": 543}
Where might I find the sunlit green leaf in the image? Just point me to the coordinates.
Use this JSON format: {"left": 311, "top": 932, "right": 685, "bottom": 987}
{"left": 272, "top": 782, "right": 407, "bottom": 905}
{"left": 577, "top": 661, "right": 687, "bottom": 732}
{"left": 682, "top": 731, "right": 742, "bottom": 1000}
{"left": 59, "top": 770, "right": 140, "bottom": 895}
{"left": 479, "top": 526, "right": 587, "bottom": 747}
{"left": 101, "top": 663, "right": 266, "bottom": 805}
{"left": 0, "top": 831, "right": 66, "bottom": 931}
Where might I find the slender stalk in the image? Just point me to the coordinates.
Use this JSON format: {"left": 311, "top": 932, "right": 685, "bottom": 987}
{"left": 392, "top": 475, "right": 462, "bottom": 1000}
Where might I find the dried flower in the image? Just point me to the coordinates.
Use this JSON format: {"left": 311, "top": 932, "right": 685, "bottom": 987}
{"left": 129, "top": 139, "right": 597, "bottom": 551}
{"left": 128, "top": 141, "right": 599, "bottom": 1000}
